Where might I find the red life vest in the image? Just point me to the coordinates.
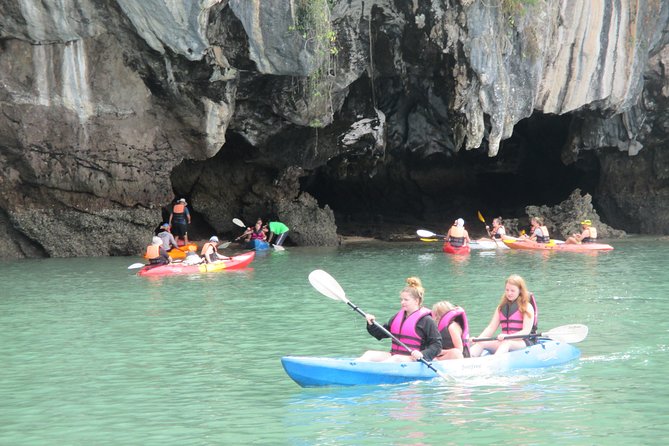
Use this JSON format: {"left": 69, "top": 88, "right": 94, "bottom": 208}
{"left": 499, "top": 293, "right": 538, "bottom": 334}
{"left": 435, "top": 308, "right": 470, "bottom": 350}
{"left": 389, "top": 307, "right": 432, "bottom": 356}
{"left": 145, "top": 244, "right": 160, "bottom": 259}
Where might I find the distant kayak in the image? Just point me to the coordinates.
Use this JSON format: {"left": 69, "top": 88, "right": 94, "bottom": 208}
{"left": 246, "top": 239, "right": 270, "bottom": 251}
{"left": 470, "top": 239, "right": 508, "bottom": 250}
{"left": 137, "top": 251, "right": 255, "bottom": 277}
{"left": 282, "top": 339, "right": 580, "bottom": 387}
{"left": 503, "top": 238, "right": 613, "bottom": 252}
{"left": 443, "top": 242, "right": 470, "bottom": 254}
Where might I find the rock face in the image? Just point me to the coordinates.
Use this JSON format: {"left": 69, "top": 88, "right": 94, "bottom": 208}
{"left": 0, "top": 1, "right": 668, "bottom": 257}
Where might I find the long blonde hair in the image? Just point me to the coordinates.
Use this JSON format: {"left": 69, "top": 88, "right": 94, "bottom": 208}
{"left": 432, "top": 300, "right": 457, "bottom": 322}
{"left": 402, "top": 276, "right": 424, "bottom": 305}
{"left": 497, "top": 274, "right": 531, "bottom": 317}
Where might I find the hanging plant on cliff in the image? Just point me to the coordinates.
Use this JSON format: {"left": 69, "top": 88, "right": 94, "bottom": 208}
{"left": 288, "top": 0, "right": 339, "bottom": 128}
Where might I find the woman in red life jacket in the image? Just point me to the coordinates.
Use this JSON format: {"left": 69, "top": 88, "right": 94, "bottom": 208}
{"left": 242, "top": 219, "right": 268, "bottom": 243}
{"left": 431, "top": 301, "right": 470, "bottom": 360}
{"left": 469, "top": 274, "right": 537, "bottom": 357}
{"left": 357, "top": 277, "right": 442, "bottom": 363}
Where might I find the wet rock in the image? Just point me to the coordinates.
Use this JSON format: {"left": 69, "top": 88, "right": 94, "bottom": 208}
{"left": 525, "top": 189, "right": 626, "bottom": 240}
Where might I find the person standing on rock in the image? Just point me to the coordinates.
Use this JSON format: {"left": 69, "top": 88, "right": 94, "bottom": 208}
{"left": 566, "top": 219, "right": 598, "bottom": 244}
{"left": 169, "top": 198, "right": 191, "bottom": 246}
{"left": 267, "top": 221, "right": 290, "bottom": 246}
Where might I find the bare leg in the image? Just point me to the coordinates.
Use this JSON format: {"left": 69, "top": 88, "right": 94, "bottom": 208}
{"left": 356, "top": 350, "right": 392, "bottom": 362}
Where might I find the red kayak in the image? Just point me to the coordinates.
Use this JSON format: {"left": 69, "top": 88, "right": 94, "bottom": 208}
{"left": 503, "top": 238, "right": 613, "bottom": 252}
{"left": 137, "top": 251, "right": 255, "bottom": 277}
{"left": 442, "top": 242, "right": 471, "bottom": 255}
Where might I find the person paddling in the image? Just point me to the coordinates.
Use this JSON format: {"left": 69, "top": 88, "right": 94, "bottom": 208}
{"left": 357, "top": 277, "right": 441, "bottom": 363}
{"left": 446, "top": 218, "right": 470, "bottom": 247}
{"left": 469, "top": 275, "right": 538, "bottom": 357}
{"left": 522, "top": 217, "right": 550, "bottom": 243}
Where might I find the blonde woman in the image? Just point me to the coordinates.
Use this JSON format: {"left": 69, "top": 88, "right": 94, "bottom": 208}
{"left": 358, "top": 277, "right": 442, "bottom": 363}
{"left": 431, "top": 301, "right": 470, "bottom": 360}
{"left": 469, "top": 275, "right": 538, "bottom": 357}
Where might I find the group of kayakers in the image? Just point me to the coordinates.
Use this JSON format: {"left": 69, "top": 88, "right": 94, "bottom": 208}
{"left": 358, "top": 274, "right": 538, "bottom": 362}
{"left": 444, "top": 215, "right": 598, "bottom": 247}
{"left": 143, "top": 198, "right": 291, "bottom": 266}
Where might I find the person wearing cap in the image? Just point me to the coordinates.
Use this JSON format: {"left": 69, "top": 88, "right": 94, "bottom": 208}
{"left": 145, "top": 236, "right": 171, "bottom": 265}
{"left": 446, "top": 218, "right": 470, "bottom": 247}
{"left": 200, "top": 236, "right": 229, "bottom": 263}
{"left": 169, "top": 198, "right": 191, "bottom": 246}
{"left": 566, "top": 219, "right": 598, "bottom": 244}
{"left": 156, "top": 223, "right": 179, "bottom": 251}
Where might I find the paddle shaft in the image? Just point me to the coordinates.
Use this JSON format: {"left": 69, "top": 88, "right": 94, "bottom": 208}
{"left": 344, "top": 300, "right": 446, "bottom": 378}
{"left": 472, "top": 332, "right": 543, "bottom": 342}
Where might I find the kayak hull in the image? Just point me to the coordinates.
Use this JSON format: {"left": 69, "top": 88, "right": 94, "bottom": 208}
{"left": 504, "top": 238, "right": 613, "bottom": 251}
{"left": 281, "top": 340, "right": 580, "bottom": 387}
{"left": 470, "top": 239, "right": 508, "bottom": 250}
{"left": 246, "top": 239, "right": 270, "bottom": 251}
{"left": 442, "top": 242, "right": 470, "bottom": 254}
{"left": 137, "top": 252, "right": 255, "bottom": 277}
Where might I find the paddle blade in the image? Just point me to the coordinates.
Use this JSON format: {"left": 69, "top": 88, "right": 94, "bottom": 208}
{"left": 416, "top": 229, "right": 436, "bottom": 238}
{"left": 218, "top": 242, "right": 231, "bottom": 249}
{"left": 544, "top": 324, "right": 589, "bottom": 343}
{"left": 232, "top": 218, "right": 245, "bottom": 228}
{"left": 308, "top": 270, "right": 348, "bottom": 303}
{"left": 477, "top": 211, "right": 485, "bottom": 223}
{"left": 273, "top": 244, "right": 285, "bottom": 251}
{"left": 127, "top": 263, "right": 146, "bottom": 269}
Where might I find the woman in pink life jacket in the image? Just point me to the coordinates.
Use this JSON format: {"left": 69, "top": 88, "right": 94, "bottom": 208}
{"left": 431, "top": 301, "right": 470, "bottom": 360}
{"left": 357, "top": 277, "right": 442, "bottom": 363}
{"left": 469, "top": 274, "right": 537, "bottom": 357}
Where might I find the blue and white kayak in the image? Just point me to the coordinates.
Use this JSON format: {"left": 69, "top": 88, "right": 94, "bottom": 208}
{"left": 246, "top": 239, "right": 270, "bottom": 251}
{"left": 281, "top": 339, "right": 580, "bottom": 387}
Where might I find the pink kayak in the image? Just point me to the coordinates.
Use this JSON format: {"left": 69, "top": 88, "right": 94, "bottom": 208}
{"left": 503, "top": 238, "right": 613, "bottom": 252}
{"left": 138, "top": 251, "right": 255, "bottom": 277}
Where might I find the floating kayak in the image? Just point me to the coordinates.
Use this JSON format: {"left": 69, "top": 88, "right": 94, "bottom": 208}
{"left": 503, "top": 238, "right": 613, "bottom": 252}
{"left": 281, "top": 339, "right": 580, "bottom": 387}
{"left": 470, "top": 239, "right": 509, "bottom": 250}
{"left": 443, "top": 242, "right": 470, "bottom": 254}
{"left": 143, "top": 243, "right": 198, "bottom": 260}
{"left": 137, "top": 251, "right": 255, "bottom": 277}
{"left": 246, "top": 239, "right": 270, "bottom": 251}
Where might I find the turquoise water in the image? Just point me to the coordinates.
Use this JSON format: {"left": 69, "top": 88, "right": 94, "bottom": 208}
{"left": 1, "top": 239, "right": 668, "bottom": 445}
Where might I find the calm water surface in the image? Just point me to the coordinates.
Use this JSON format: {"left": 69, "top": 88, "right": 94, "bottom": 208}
{"left": 1, "top": 238, "right": 668, "bottom": 445}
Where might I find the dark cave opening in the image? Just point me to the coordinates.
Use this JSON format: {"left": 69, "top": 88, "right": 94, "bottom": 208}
{"left": 302, "top": 113, "right": 601, "bottom": 235}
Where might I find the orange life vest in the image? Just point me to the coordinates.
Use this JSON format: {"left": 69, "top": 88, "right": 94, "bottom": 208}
{"left": 145, "top": 244, "right": 160, "bottom": 259}
{"left": 172, "top": 203, "right": 186, "bottom": 214}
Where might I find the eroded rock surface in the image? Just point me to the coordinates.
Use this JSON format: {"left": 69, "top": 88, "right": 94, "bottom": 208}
{"left": 0, "top": 1, "right": 667, "bottom": 257}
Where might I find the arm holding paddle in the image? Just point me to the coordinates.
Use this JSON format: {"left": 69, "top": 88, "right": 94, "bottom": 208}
{"left": 362, "top": 313, "right": 440, "bottom": 362}
{"left": 308, "top": 270, "right": 452, "bottom": 381}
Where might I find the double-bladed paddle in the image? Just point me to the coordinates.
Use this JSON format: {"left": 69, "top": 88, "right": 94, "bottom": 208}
{"left": 308, "top": 269, "right": 452, "bottom": 382}
{"left": 416, "top": 229, "right": 446, "bottom": 239}
{"left": 470, "top": 324, "right": 588, "bottom": 344}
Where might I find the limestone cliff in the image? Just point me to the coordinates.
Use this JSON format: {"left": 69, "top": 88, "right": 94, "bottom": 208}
{"left": 0, "top": 0, "right": 667, "bottom": 258}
